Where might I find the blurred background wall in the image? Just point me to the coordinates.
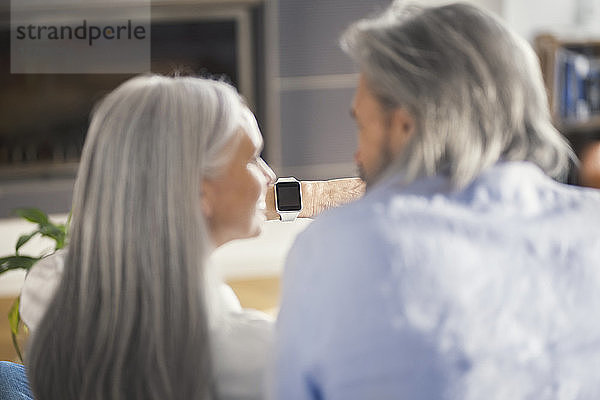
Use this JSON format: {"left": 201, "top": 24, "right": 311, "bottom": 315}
{"left": 2, "top": 0, "right": 600, "bottom": 218}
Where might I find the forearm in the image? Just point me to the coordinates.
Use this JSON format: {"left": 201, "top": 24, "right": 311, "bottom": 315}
{"left": 265, "top": 177, "right": 365, "bottom": 220}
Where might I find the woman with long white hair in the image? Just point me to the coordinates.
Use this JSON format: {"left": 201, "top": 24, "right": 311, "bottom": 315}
{"left": 2, "top": 74, "right": 277, "bottom": 399}
{"left": 0, "top": 73, "right": 365, "bottom": 400}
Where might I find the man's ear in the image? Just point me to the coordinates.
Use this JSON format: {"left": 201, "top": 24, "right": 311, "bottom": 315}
{"left": 388, "top": 107, "right": 415, "bottom": 157}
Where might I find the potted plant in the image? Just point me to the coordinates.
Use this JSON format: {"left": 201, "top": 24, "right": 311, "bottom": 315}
{"left": 0, "top": 208, "right": 68, "bottom": 361}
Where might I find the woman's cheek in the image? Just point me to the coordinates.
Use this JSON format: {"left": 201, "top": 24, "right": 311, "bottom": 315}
{"left": 248, "top": 164, "right": 265, "bottom": 200}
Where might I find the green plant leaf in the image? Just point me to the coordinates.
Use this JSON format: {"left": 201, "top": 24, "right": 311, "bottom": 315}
{"left": 8, "top": 297, "right": 19, "bottom": 337}
{"left": 66, "top": 212, "right": 72, "bottom": 237}
{"left": 1, "top": 206, "right": 67, "bottom": 363}
{"left": 15, "top": 231, "right": 38, "bottom": 253}
{"left": 15, "top": 208, "right": 49, "bottom": 225}
{"left": 55, "top": 224, "right": 67, "bottom": 249}
{"left": 0, "top": 255, "right": 40, "bottom": 273}
{"left": 39, "top": 224, "right": 66, "bottom": 247}
{"left": 8, "top": 297, "right": 23, "bottom": 362}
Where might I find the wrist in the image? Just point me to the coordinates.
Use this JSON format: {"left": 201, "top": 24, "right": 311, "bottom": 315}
{"left": 265, "top": 185, "right": 279, "bottom": 220}
{"left": 268, "top": 181, "right": 313, "bottom": 220}
{"left": 298, "top": 181, "right": 315, "bottom": 218}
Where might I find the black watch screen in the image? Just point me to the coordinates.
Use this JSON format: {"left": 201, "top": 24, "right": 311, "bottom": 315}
{"left": 276, "top": 181, "right": 302, "bottom": 211}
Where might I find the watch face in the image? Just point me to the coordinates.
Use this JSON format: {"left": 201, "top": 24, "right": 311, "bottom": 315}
{"left": 276, "top": 181, "right": 302, "bottom": 211}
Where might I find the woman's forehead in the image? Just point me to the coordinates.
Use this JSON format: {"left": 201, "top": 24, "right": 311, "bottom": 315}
{"left": 241, "top": 108, "right": 263, "bottom": 150}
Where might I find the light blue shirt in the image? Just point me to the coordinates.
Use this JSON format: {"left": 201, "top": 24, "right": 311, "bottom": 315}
{"left": 273, "top": 162, "right": 600, "bottom": 400}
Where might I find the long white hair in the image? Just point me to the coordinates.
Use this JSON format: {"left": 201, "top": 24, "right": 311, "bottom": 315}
{"left": 341, "top": 2, "right": 575, "bottom": 188}
{"left": 27, "top": 75, "right": 247, "bottom": 400}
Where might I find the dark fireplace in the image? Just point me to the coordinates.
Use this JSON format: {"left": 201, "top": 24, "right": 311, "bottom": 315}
{"left": 1, "top": 20, "right": 238, "bottom": 167}
{"left": 0, "top": 1, "right": 264, "bottom": 217}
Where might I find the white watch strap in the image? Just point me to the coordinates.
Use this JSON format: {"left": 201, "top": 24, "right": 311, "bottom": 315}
{"left": 279, "top": 211, "right": 299, "bottom": 222}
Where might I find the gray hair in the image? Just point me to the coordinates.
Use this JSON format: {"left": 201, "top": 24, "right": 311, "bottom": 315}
{"left": 341, "top": 2, "right": 574, "bottom": 188}
{"left": 27, "top": 75, "right": 249, "bottom": 400}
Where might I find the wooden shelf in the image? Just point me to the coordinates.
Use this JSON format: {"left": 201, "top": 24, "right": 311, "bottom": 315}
{"left": 0, "top": 162, "right": 78, "bottom": 182}
{"left": 535, "top": 34, "right": 600, "bottom": 137}
{"left": 558, "top": 115, "right": 600, "bottom": 135}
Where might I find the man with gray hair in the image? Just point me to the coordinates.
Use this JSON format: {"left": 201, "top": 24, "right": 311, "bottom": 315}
{"left": 273, "top": 2, "right": 600, "bottom": 399}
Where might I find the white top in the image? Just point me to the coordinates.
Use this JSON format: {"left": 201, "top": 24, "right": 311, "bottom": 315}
{"left": 20, "top": 249, "right": 273, "bottom": 400}
{"left": 274, "top": 162, "right": 600, "bottom": 400}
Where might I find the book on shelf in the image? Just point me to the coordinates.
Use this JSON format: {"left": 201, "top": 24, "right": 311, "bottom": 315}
{"left": 553, "top": 47, "right": 600, "bottom": 125}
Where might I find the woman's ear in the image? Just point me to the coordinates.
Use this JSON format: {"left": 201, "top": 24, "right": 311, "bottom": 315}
{"left": 389, "top": 107, "right": 415, "bottom": 157}
{"left": 201, "top": 180, "right": 215, "bottom": 218}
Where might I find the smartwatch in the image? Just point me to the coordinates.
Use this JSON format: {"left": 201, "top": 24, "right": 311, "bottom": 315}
{"left": 274, "top": 177, "right": 302, "bottom": 222}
